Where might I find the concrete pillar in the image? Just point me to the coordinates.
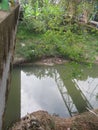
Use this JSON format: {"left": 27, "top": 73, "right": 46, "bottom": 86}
{"left": 0, "top": 5, "right": 19, "bottom": 130}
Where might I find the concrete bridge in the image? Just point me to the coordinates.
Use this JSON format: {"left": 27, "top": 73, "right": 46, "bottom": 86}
{"left": 0, "top": 5, "right": 19, "bottom": 130}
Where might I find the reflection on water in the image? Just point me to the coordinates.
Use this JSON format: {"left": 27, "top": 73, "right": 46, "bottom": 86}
{"left": 4, "top": 63, "right": 98, "bottom": 129}
{"left": 20, "top": 64, "right": 98, "bottom": 117}
{"left": 3, "top": 68, "right": 20, "bottom": 130}
{"left": 74, "top": 77, "right": 98, "bottom": 109}
{"left": 21, "top": 70, "right": 69, "bottom": 117}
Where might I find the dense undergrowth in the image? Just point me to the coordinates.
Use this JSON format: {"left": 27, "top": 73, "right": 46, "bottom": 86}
{"left": 16, "top": 22, "right": 98, "bottom": 63}
{"left": 15, "top": 0, "right": 98, "bottom": 63}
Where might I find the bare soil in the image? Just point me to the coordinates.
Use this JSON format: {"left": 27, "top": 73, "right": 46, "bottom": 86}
{"left": 9, "top": 109, "right": 98, "bottom": 130}
{"left": 13, "top": 55, "right": 98, "bottom": 66}
{"left": 13, "top": 57, "right": 68, "bottom": 66}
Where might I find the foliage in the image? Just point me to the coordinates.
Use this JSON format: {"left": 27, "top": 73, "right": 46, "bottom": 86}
{"left": 21, "top": 0, "right": 97, "bottom": 32}
{"left": 16, "top": 0, "right": 98, "bottom": 62}
{"left": 22, "top": 0, "right": 64, "bottom": 33}
{"left": 16, "top": 23, "right": 94, "bottom": 62}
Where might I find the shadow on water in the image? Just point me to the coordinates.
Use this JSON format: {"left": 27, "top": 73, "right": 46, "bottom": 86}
{"left": 3, "top": 68, "right": 20, "bottom": 130}
{"left": 3, "top": 63, "right": 98, "bottom": 129}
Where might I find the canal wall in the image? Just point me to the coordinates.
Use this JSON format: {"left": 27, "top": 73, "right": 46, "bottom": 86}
{"left": 0, "top": 5, "right": 19, "bottom": 130}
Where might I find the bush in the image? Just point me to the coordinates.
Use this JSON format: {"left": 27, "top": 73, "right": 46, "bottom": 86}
{"left": 22, "top": 1, "right": 64, "bottom": 33}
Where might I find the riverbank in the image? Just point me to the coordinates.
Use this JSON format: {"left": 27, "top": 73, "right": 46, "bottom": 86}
{"left": 13, "top": 55, "right": 98, "bottom": 67}
{"left": 11, "top": 22, "right": 98, "bottom": 130}
{"left": 9, "top": 109, "right": 98, "bottom": 130}
{"left": 16, "top": 23, "right": 98, "bottom": 64}
{"left": 13, "top": 56, "right": 69, "bottom": 66}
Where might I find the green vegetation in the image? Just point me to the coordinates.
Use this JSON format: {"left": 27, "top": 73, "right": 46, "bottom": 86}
{"left": 16, "top": 0, "right": 98, "bottom": 63}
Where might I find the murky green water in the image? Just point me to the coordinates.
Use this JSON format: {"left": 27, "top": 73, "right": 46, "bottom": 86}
{"left": 3, "top": 63, "right": 98, "bottom": 129}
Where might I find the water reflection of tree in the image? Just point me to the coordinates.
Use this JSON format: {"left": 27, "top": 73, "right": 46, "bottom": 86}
{"left": 21, "top": 63, "right": 98, "bottom": 116}
{"left": 96, "top": 93, "right": 98, "bottom": 101}
{"left": 22, "top": 63, "right": 98, "bottom": 80}
{"left": 22, "top": 65, "right": 58, "bottom": 79}
{"left": 63, "top": 62, "right": 98, "bottom": 80}
{"left": 56, "top": 64, "right": 93, "bottom": 115}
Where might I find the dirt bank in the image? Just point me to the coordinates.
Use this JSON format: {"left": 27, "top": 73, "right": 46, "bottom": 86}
{"left": 13, "top": 55, "right": 98, "bottom": 66}
{"left": 9, "top": 109, "right": 98, "bottom": 130}
{"left": 13, "top": 57, "right": 68, "bottom": 66}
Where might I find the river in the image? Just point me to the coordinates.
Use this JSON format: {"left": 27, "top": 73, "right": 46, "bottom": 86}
{"left": 3, "top": 62, "right": 98, "bottom": 129}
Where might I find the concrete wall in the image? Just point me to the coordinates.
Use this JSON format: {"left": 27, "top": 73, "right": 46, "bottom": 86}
{"left": 0, "top": 5, "right": 19, "bottom": 130}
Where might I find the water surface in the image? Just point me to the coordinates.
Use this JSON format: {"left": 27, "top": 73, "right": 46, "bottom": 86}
{"left": 4, "top": 63, "right": 98, "bottom": 129}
